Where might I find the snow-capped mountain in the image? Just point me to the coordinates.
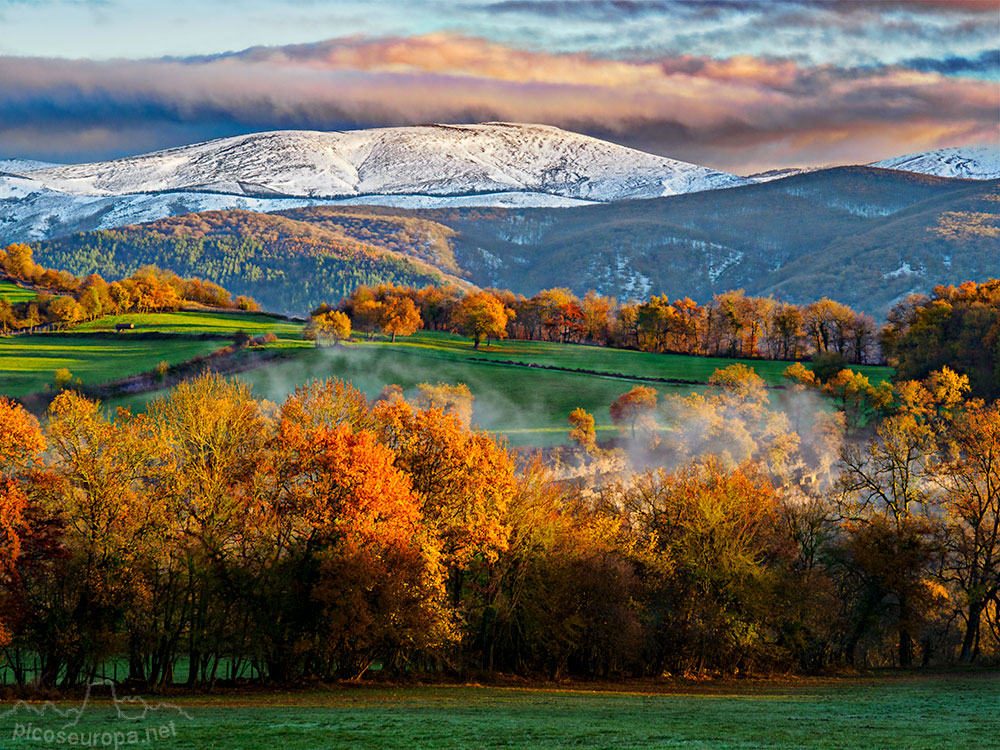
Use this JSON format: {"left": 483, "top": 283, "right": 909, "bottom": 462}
{"left": 870, "top": 144, "right": 1000, "bottom": 180}
{"left": 743, "top": 166, "right": 821, "bottom": 183}
{"left": 0, "top": 158, "right": 61, "bottom": 174}
{"left": 0, "top": 122, "right": 754, "bottom": 243}
{"left": 18, "top": 123, "right": 749, "bottom": 201}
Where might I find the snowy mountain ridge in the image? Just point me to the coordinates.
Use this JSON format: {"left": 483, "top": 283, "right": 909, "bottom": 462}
{"left": 870, "top": 144, "right": 1000, "bottom": 180}
{"left": 16, "top": 123, "right": 749, "bottom": 202}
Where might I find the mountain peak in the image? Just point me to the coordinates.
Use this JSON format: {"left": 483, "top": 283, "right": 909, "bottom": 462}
{"left": 20, "top": 123, "right": 749, "bottom": 202}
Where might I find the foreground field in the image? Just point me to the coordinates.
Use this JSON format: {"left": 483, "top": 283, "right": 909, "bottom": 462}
{"left": 0, "top": 336, "right": 224, "bottom": 397}
{"left": 3, "top": 675, "right": 995, "bottom": 749}
{"left": 0, "top": 310, "right": 304, "bottom": 397}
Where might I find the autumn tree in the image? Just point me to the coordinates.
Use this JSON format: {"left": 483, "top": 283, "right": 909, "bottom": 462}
{"left": 568, "top": 407, "right": 597, "bottom": 453}
{"left": 881, "top": 280, "right": 1000, "bottom": 399}
{"left": 453, "top": 292, "right": 512, "bottom": 349}
{"left": 379, "top": 296, "right": 422, "bottom": 342}
{"left": 609, "top": 386, "right": 658, "bottom": 440}
{"left": 263, "top": 418, "right": 451, "bottom": 679}
{"left": 601, "top": 459, "right": 785, "bottom": 674}
{"left": 43, "top": 391, "right": 171, "bottom": 685}
{"left": 836, "top": 413, "right": 942, "bottom": 667}
{"left": 413, "top": 382, "right": 474, "bottom": 428}
{"left": 0, "top": 398, "right": 45, "bottom": 644}
{"left": 661, "top": 365, "right": 800, "bottom": 478}
{"left": 935, "top": 399, "right": 1000, "bottom": 662}
{"left": 305, "top": 309, "right": 352, "bottom": 346}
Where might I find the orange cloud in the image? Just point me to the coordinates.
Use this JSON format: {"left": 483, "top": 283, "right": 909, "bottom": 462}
{"left": 1, "top": 34, "right": 996, "bottom": 172}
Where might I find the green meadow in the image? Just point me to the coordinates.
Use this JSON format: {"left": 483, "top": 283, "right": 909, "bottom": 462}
{"left": 224, "top": 331, "right": 890, "bottom": 444}
{"left": 2, "top": 675, "right": 994, "bottom": 750}
{"left": 72, "top": 310, "right": 306, "bottom": 339}
{"left": 0, "top": 315, "right": 892, "bottom": 445}
{"left": 0, "top": 280, "right": 37, "bottom": 304}
{"left": 363, "top": 331, "right": 891, "bottom": 386}
{"left": 0, "top": 336, "right": 224, "bottom": 397}
{"left": 0, "top": 311, "right": 305, "bottom": 398}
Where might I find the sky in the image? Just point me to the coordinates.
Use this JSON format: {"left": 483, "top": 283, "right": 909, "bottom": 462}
{"left": 0, "top": 0, "right": 998, "bottom": 173}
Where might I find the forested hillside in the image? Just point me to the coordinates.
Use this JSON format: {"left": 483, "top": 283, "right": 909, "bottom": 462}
{"left": 26, "top": 168, "right": 999, "bottom": 316}
{"left": 29, "top": 210, "right": 462, "bottom": 314}
{"left": 425, "top": 168, "right": 998, "bottom": 314}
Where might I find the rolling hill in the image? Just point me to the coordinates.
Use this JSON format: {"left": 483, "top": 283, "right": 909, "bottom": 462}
{"left": 29, "top": 210, "right": 468, "bottom": 313}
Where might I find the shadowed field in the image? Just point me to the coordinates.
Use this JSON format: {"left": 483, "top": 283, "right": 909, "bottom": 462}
{"left": 3, "top": 675, "right": 995, "bottom": 750}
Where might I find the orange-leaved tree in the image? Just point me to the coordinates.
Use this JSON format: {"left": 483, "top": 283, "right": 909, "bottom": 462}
{"left": 609, "top": 385, "right": 658, "bottom": 440}
{"left": 453, "top": 292, "right": 512, "bottom": 349}
{"left": 0, "top": 398, "right": 45, "bottom": 646}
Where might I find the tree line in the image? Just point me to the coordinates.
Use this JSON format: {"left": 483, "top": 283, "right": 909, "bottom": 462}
{"left": 322, "top": 283, "right": 881, "bottom": 363}
{"left": 1, "top": 359, "right": 998, "bottom": 688}
{"left": 0, "top": 243, "right": 259, "bottom": 332}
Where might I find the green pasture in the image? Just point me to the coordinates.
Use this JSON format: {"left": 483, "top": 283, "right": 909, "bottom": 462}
{"left": 2, "top": 321, "right": 892, "bottom": 445}
{"left": 206, "top": 342, "right": 701, "bottom": 445}
{"left": 0, "top": 336, "right": 224, "bottom": 397}
{"left": 368, "top": 331, "right": 892, "bottom": 385}
{"left": 0, "top": 311, "right": 306, "bottom": 399}
{"left": 72, "top": 310, "right": 306, "bottom": 340}
{"left": 0, "top": 280, "right": 36, "bottom": 304}
{"left": 220, "top": 331, "right": 888, "bottom": 445}
{"left": 1, "top": 675, "right": 994, "bottom": 749}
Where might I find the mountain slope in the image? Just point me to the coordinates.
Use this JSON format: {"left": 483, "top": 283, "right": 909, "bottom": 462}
{"left": 28, "top": 168, "right": 998, "bottom": 316}
{"left": 870, "top": 144, "right": 1000, "bottom": 180}
{"left": 29, "top": 210, "right": 467, "bottom": 314}
{"left": 16, "top": 123, "right": 748, "bottom": 201}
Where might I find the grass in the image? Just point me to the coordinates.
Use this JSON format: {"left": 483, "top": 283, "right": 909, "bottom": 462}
{"left": 0, "top": 280, "right": 36, "bottom": 304}
{"left": 214, "top": 331, "right": 892, "bottom": 445}
{"left": 2, "top": 320, "right": 892, "bottom": 446}
{"left": 196, "top": 341, "right": 707, "bottom": 446}
{"left": 2, "top": 675, "right": 995, "bottom": 749}
{"left": 72, "top": 310, "right": 306, "bottom": 340}
{"left": 366, "top": 331, "right": 892, "bottom": 386}
{"left": 0, "top": 336, "right": 225, "bottom": 397}
{"left": 0, "top": 311, "right": 306, "bottom": 399}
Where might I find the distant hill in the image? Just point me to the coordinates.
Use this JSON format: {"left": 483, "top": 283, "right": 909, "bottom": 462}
{"left": 29, "top": 210, "right": 468, "bottom": 314}
{"left": 414, "top": 167, "right": 999, "bottom": 314}
{"left": 28, "top": 167, "right": 999, "bottom": 316}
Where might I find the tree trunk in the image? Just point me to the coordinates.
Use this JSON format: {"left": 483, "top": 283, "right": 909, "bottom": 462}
{"left": 898, "top": 613, "right": 914, "bottom": 668}
{"left": 959, "top": 600, "right": 983, "bottom": 663}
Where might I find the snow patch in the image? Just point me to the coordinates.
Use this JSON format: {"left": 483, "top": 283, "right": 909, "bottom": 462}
{"left": 871, "top": 144, "right": 1000, "bottom": 180}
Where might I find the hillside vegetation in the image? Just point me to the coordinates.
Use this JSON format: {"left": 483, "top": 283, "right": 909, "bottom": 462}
{"left": 30, "top": 210, "right": 461, "bottom": 314}
{"left": 26, "top": 168, "right": 998, "bottom": 316}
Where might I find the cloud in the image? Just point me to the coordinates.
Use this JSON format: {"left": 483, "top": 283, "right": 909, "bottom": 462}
{"left": 483, "top": 0, "right": 1000, "bottom": 16}
{"left": 1, "top": 34, "right": 996, "bottom": 172}
{"left": 903, "top": 48, "right": 1000, "bottom": 75}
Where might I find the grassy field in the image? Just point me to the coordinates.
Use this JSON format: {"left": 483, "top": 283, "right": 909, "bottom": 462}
{"left": 0, "top": 336, "right": 226, "bottom": 397}
{"left": 72, "top": 310, "right": 306, "bottom": 340}
{"left": 100, "top": 329, "right": 893, "bottom": 445}
{"left": 2, "top": 675, "right": 995, "bottom": 749}
{"left": 0, "top": 280, "right": 36, "bottom": 304}
{"left": 216, "top": 332, "right": 892, "bottom": 445}
{"left": 2, "top": 318, "right": 893, "bottom": 445}
{"left": 0, "top": 311, "right": 305, "bottom": 398}
{"left": 368, "top": 331, "right": 892, "bottom": 386}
